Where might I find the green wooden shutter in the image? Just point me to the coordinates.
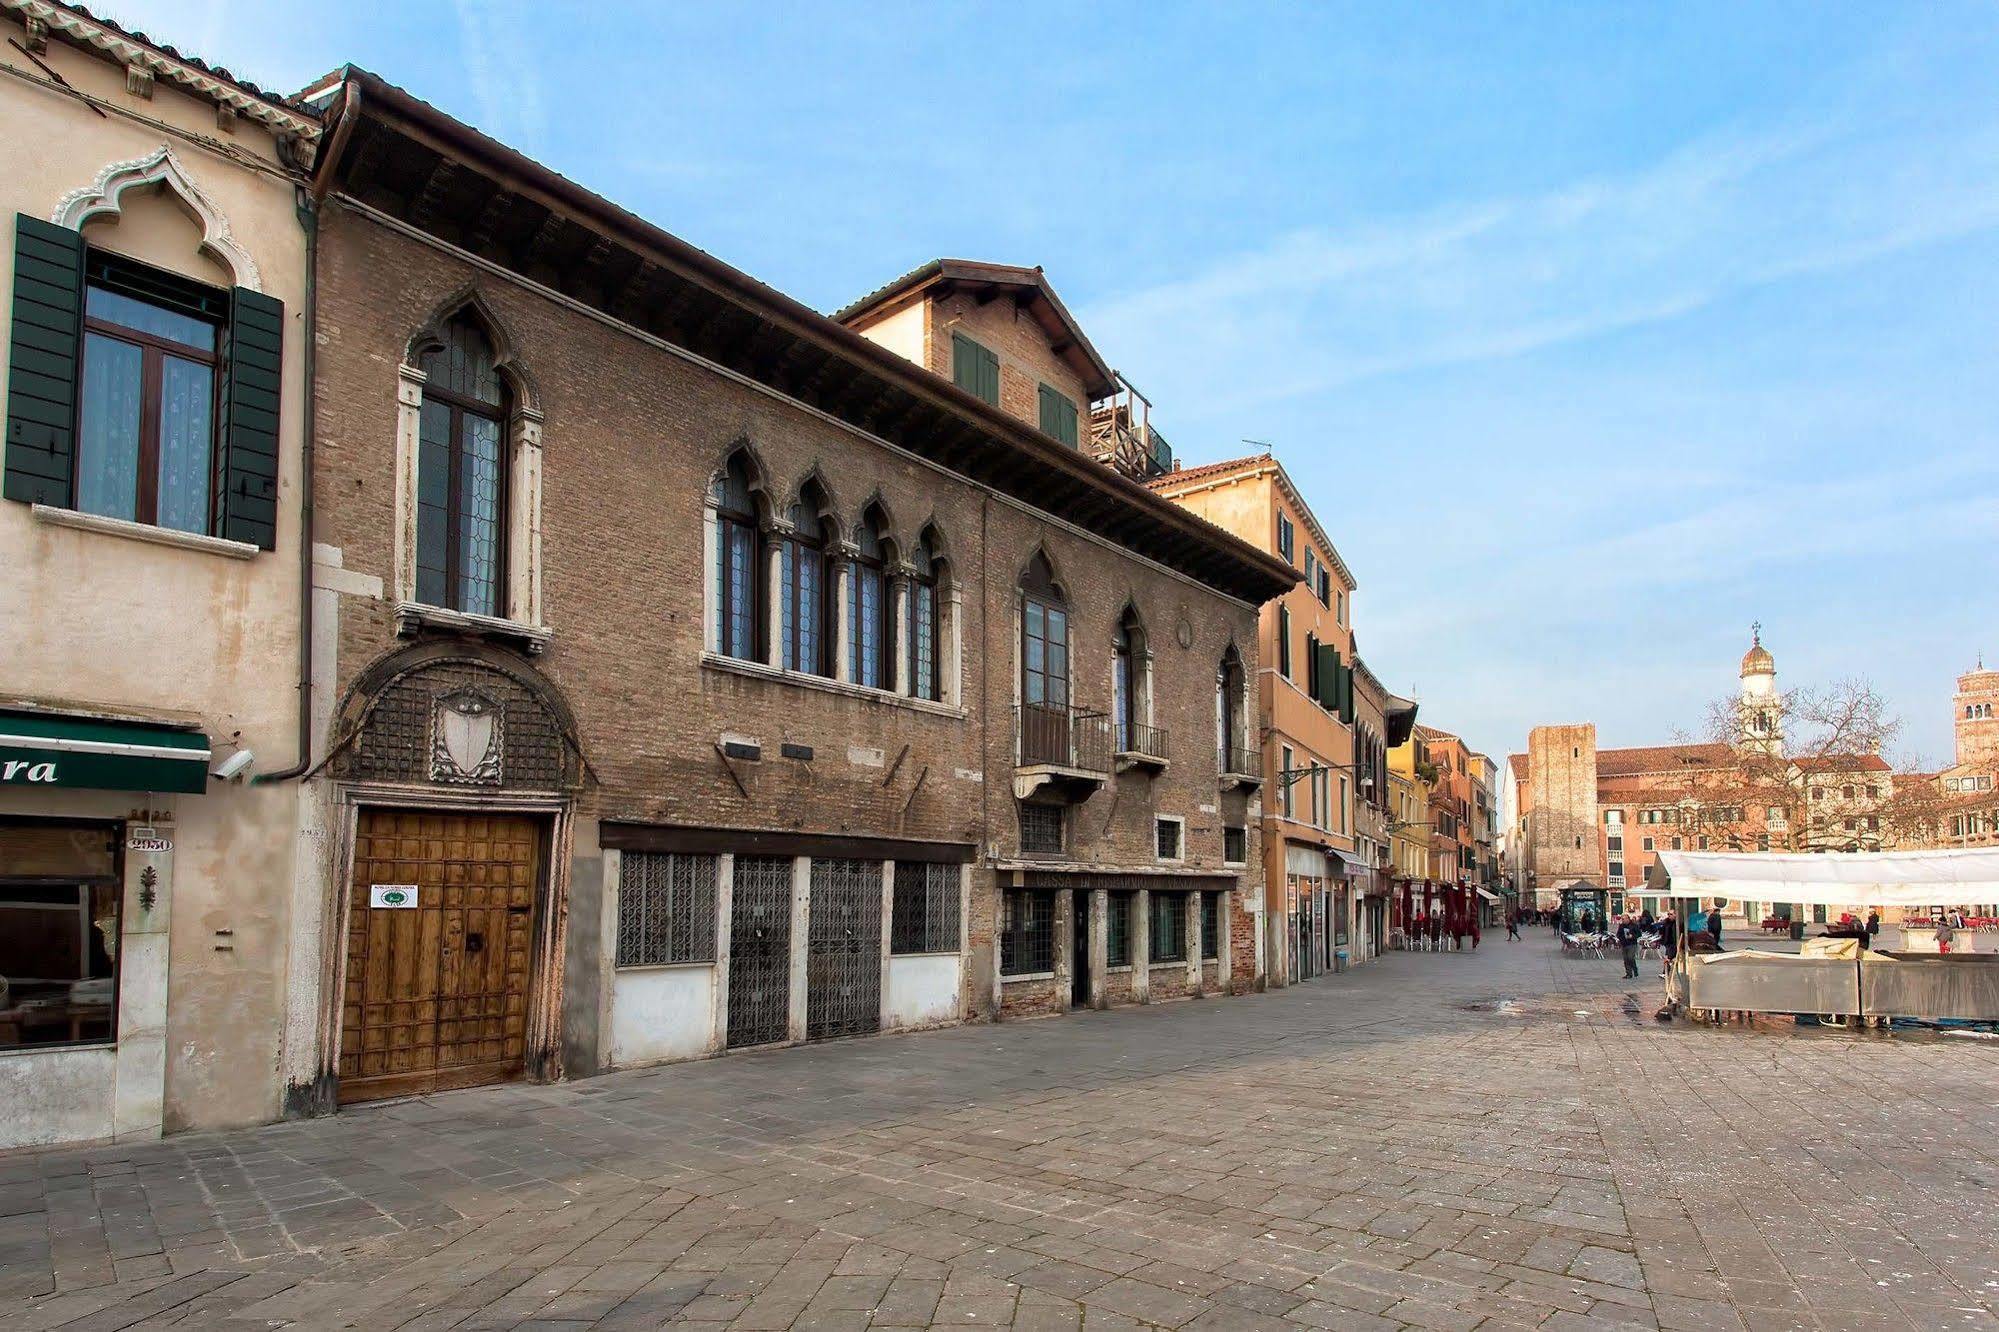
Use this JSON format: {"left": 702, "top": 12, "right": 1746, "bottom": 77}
{"left": 5, "top": 216, "right": 85, "bottom": 507}
{"left": 1315, "top": 643, "right": 1340, "bottom": 710}
{"left": 1038, "top": 385, "right": 1078, "bottom": 445}
{"left": 1339, "top": 661, "right": 1356, "bottom": 723}
{"left": 214, "top": 287, "right": 283, "bottom": 548}
{"left": 1277, "top": 604, "right": 1291, "bottom": 677}
{"left": 952, "top": 333, "right": 998, "bottom": 406}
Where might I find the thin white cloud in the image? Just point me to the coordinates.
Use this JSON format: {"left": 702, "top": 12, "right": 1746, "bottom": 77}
{"left": 1082, "top": 114, "right": 1999, "bottom": 420}
{"left": 453, "top": 0, "right": 547, "bottom": 153}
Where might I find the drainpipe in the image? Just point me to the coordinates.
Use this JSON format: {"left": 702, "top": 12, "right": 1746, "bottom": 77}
{"left": 256, "top": 186, "right": 318, "bottom": 784}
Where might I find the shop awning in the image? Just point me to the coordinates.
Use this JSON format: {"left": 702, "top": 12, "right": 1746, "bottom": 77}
{"left": 0, "top": 712, "right": 210, "bottom": 794}
{"left": 1656, "top": 847, "right": 1999, "bottom": 908}
{"left": 1475, "top": 887, "right": 1501, "bottom": 902}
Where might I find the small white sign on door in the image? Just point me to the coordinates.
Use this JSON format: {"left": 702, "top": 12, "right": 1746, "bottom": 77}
{"left": 370, "top": 883, "right": 420, "bottom": 909}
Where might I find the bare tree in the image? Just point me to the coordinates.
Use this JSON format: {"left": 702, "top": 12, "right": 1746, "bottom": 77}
{"left": 1640, "top": 678, "right": 1909, "bottom": 853}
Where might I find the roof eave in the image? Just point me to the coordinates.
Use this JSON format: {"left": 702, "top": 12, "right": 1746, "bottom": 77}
{"left": 329, "top": 70, "right": 1296, "bottom": 605}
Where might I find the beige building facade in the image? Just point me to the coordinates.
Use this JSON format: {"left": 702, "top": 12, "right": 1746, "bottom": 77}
{"left": 0, "top": 3, "right": 316, "bottom": 1146}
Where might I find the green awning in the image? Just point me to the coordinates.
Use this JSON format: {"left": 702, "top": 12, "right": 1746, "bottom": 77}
{"left": 0, "top": 712, "right": 211, "bottom": 795}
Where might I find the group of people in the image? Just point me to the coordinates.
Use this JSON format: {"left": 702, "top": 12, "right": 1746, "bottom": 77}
{"left": 1404, "top": 910, "right": 1481, "bottom": 951}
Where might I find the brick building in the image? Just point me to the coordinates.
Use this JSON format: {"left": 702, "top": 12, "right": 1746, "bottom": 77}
{"left": 277, "top": 70, "right": 1293, "bottom": 1111}
{"left": 1144, "top": 455, "right": 1411, "bottom": 983}
{"left": 1507, "top": 635, "right": 1907, "bottom": 919}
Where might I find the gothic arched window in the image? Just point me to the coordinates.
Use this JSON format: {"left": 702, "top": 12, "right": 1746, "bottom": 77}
{"left": 417, "top": 313, "right": 508, "bottom": 616}
{"left": 712, "top": 452, "right": 763, "bottom": 661}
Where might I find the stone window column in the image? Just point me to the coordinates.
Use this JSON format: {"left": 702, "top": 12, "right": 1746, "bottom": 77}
{"left": 506, "top": 406, "right": 545, "bottom": 625}
{"left": 1185, "top": 892, "right": 1201, "bottom": 992}
{"left": 831, "top": 542, "right": 857, "bottom": 684}
{"left": 1133, "top": 888, "right": 1151, "bottom": 1003}
{"left": 1089, "top": 886, "right": 1109, "bottom": 1009}
{"left": 763, "top": 520, "right": 791, "bottom": 670}
{"left": 889, "top": 570, "right": 913, "bottom": 696}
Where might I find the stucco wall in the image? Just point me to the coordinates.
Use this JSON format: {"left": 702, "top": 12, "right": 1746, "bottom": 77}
{"left": 0, "top": 34, "right": 308, "bottom": 1136}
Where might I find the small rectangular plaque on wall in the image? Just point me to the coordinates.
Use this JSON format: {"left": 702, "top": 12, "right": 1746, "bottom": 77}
{"left": 370, "top": 884, "right": 420, "bottom": 909}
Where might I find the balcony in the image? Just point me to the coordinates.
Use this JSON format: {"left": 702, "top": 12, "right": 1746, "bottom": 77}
{"left": 1014, "top": 703, "right": 1112, "bottom": 801}
{"left": 1221, "top": 744, "right": 1262, "bottom": 790}
{"left": 1113, "top": 719, "right": 1170, "bottom": 774}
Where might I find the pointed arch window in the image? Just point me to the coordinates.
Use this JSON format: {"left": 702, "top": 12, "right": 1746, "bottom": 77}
{"left": 1113, "top": 606, "right": 1145, "bottom": 751}
{"left": 781, "top": 485, "right": 834, "bottom": 676}
{"left": 1217, "top": 645, "right": 1246, "bottom": 771}
{"left": 713, "top": 453, "right": 762, "bottom": 661}
{"left": 848, "top": 507, "right": 894, "bottom": 689}
{"left": 416, "top": 314, "right": 508, "bottom": 616}
{"left": 1021, "top": 552, "right": 1069, "bottom": 710}
{"left": 909, "top": 529, "right": 943, "bottom": 702}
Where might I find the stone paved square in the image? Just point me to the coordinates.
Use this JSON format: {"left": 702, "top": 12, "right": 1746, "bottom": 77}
{"left": 1, "top": 936, "right": 1995, "bottom": 1330}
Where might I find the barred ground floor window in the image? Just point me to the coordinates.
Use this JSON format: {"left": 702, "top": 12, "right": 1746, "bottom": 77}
{"left": 1150, "top": 890, "right": 1188, "bottom": 962}
{"left": 890, "top": 861, "right": 960, "bottom": 954}
{"left": 617, "top": 851, "right": 718, "bottom": 966}
{"left": 1202, "top": 891, "right": 1221, "bottom": 960}
{"left": 1000, "top": 888, "right": 1056, "bottom": 975}
{"left": 1107, "top": 890, "right": 1134, "bottom": 966}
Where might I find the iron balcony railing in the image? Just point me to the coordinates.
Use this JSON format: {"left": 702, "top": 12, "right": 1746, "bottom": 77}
{"left": 1115, "top": 719, "right": 1169, "bottom": 762}
{"left": 1221, "top": 744, "right": 1260, "bottom": 779}
{"left": 1016, "top": 703, "right": 1113, "bottom": 773}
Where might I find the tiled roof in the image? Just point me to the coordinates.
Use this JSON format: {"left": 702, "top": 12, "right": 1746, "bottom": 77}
{"left": 1595, "top": 743, "right": 1734, "bottom": 777}
{"left": 8, "top": 0, "right": 321, "bottom": 134}
{"left": 1794, "top": 753, "right": 1893, "bottom": 773}
{"left": 1142, "top": 454, "right": 1270, "bottom": 491}
{"left": 1508, "top": 753, "right": 1528, "bottom": 780}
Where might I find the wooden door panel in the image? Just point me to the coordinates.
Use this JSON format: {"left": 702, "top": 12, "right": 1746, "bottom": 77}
{"left": 339, "top": 809, "right": 543, "bottom": 1103}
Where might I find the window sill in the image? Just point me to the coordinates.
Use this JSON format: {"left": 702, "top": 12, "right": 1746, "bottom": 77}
{"left": 1001, "top": 971, "right": 1056, "bottom": 983}
{"left": 1149, "top": 959, "right": 1190, "bottom": 969}
{"left": 889, "top": 949, "right": 962, "bottom": 959}
{"left": 31, "top": 505, "right": 257, "bottom": 560}
{"left": 614, "top": 959, "right": 715, "bottom": 973}
{"left": 0, "top": 1040, "right": 117, "bottom": 1059}
{"left": 700, "top": 652, "right": 966, "bottom": 718}
{"left": 395, "top": 601, "right": 553, "bottom": 655}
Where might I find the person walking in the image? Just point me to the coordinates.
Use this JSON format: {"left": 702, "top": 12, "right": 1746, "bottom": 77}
{"left": 1506, "top": 911, "right": 1521, "bottom": 942}
{"left": 1616, "top": 915, "right": 1642, "bottom": 979}
{"left": 1657, "top": 911, "right": 1678, "bottom": 977}
{"left": 1706, "top": 906, "right": 1723, "bottom": 948}
{"left": 1865, "top": 908, "right": 1881, "bottom": 949}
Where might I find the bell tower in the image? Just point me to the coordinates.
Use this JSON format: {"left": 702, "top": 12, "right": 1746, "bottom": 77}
{"left": 1956, "top": 657, "right": 1999, "bottom": 772}
{"left": 1737, "top": 623, "right": 1782, "bottom": 756}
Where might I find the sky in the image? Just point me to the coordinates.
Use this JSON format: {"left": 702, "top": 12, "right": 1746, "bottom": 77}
{"left": 102, "top": 1, "right": 1999, "bottom": 767}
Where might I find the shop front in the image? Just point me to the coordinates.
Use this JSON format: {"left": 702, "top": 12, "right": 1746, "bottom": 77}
{"left": 0, "top": 709, "right": 209, "bottom": 1148}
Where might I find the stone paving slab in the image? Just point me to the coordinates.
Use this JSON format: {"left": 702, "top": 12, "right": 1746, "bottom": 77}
{"left": 0, "top": 935, "right": 1995, "bottom": 1329}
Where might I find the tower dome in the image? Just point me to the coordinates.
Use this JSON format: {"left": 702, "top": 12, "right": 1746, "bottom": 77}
{"left": 1740, "top": 624, "right": 1774, "bottom": 679}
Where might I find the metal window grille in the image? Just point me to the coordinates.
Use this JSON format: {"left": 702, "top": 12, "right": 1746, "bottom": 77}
{"left": 1000, "top": 888, "right": 1055, "bottom": 975}
{"left": 1018, "top": 802, "right": 1064, "bottom": 855}
{"left": 1107, "top": 891, "right": 1133, "bottom": 966}
{"left": 1150, "top": 891, "right": 1188, "bottom": 962}
{"left": 806, "top": 857, "right": 883, "bottom": 1041}
{"left": 617, "top": 852, "right": 718, "bottom": 966}
{"left": 890, "top": 861, "right": 961, "bottom": 954}
{"left": 1202, "top": 892, "right": 1221, "bottom": 960}
{"left": 1155, "top": 818, "right": 1181, "bottom": 860}
{"left": 1224, "top": 825, "right": 1247, "bottom": 864}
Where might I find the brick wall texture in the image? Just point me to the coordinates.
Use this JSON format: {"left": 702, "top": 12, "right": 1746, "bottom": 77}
{"left": 313, "top": 204, "right": 1264, "bottom": 1035}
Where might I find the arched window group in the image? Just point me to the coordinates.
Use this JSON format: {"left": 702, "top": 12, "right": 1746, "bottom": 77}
{"left": 708, "top": 449, "right": 953, "bottom": 704}
{"left": 1217, "top": 644, "right": 1246, "bottom": 771}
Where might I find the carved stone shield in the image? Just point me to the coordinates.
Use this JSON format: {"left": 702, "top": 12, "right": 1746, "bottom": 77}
{"left": 430, "top": 687, "right": 502, "bottom": 784}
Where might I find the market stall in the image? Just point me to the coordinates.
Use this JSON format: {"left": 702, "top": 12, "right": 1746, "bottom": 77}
{"left": 1654, "top": 848, "right": 1999, "bottom": 1023}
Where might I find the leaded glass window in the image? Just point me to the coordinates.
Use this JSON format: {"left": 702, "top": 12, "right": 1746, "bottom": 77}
{"left": 417, "top": 315, "right": 507, "bottom": 616}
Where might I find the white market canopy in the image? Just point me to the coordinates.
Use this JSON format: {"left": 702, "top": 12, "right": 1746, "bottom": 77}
{"left": 1655, "top": 847, "right": 1999, "bottom": 908}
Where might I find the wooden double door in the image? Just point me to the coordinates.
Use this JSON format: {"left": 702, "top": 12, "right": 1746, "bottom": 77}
{"left": 339, "top": 810, "right": 544, "bottom": 1104}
